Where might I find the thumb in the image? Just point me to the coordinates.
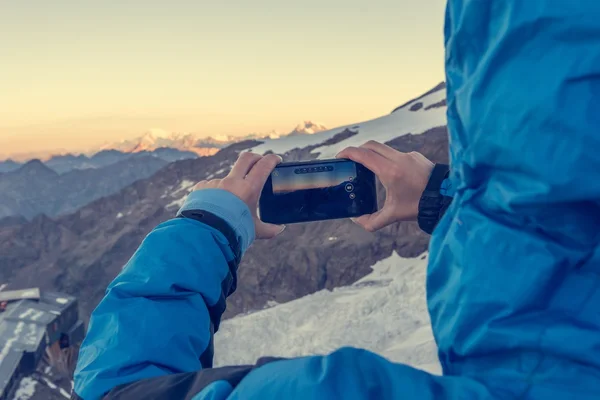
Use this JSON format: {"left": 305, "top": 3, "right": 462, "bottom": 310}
{"left": 351, "top": 207, "right": 394, "bottom": 232}
{"left": 255, "top": 221, "right": 286, "bottom": 239}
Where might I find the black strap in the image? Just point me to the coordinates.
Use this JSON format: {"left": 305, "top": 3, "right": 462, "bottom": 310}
{"left": 178, "top": 209, "right": 242, "bottom": 272}
{"left": 418, "top": 164, "right": 451, "bottom": 234}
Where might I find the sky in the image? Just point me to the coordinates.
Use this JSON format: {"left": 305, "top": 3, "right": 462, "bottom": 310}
{"left": 0, "top": 0, "right": 447, "bottom": 160}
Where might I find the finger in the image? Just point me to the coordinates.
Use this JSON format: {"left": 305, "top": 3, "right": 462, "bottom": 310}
{"left": 359, "top": 140, "right": 400, "bottom": 161}
{"left": 245, "top": 154, "right": 283, "bottom": 186}
{"left": 255, "top": 221, "right": 286, "bottom": 239}
{"left": 335, "top": 146, "right": 387, "bottom": 176}
{"left": 229, "top": 152, "right": 263, "bottom": 178}
{"left": 194, "top": 179, "right": 221, "bottom": 190}
{"left": 193, "top": 180, "right": 207, "bottom": 190}
{"left": 204, "top": 179, "right": 221, "bottom": 188}
{"left": 351, "top": 206, "right": 395, "bottom": 232}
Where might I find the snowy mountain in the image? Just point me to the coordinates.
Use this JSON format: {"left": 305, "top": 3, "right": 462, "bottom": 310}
{"left": 94, "top": 121, "right": 329, "bottom": 157}
{"left": 250, "top": 84, "right": 447, "bottom": 158}
{"left": 96, "top": 129, "right": 211, "bottom": 156}
{"left": 288, "top": 121, "right": 329, "bottom": 136}
{"left": 0, "top": 81, "right": 447, "bottom": 326}
{"left": 215, "top": 251, "right": 440, "bottom": 375}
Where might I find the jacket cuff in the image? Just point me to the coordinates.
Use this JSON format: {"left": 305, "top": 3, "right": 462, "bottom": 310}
{"left": 176, "top": 189, "right": 255, "bottom": 255}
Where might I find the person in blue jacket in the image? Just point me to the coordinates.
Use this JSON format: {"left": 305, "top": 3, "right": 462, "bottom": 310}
{"left": 73, "top": 1, "right": 600, "bottom": 399}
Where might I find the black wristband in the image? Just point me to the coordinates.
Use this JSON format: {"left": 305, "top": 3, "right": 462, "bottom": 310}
{"left": 178, "top": 209, "right": 242, "bottom": 295}
{"left": 418, "top": 164, "right": 450, "bottom": 235}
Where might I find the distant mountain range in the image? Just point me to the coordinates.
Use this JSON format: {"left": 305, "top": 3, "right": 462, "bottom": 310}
{"left": 0, "top": 121, "right": 328, "bottom": 174}
{"left": 0, "top": 121, "right": 329, "bottom": 218}
{"left": 0, "top": 148, "right": 196, "bottom": 174}
{"left": 94, "top": 121, "right": 328, "bottom": 155}
{"left": 0, "top": 156, "right": 169, "bottom": 219}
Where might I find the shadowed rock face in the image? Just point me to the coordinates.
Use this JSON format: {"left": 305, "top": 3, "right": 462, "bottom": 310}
{"left": 410, "top": 102, "right": 424, "bottom": 111}
{"left": 0, "top": 126, "right": 448, "bottom": 323}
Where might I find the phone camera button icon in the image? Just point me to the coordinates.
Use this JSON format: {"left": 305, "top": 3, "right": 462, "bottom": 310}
{"left": 345, "top": 183, "right": 354, "bottom": 192}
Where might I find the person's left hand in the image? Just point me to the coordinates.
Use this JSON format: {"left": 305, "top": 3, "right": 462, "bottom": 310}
{"left": 336, "top": 141, "right": 433, "bottom": 232}
{"left": 192, "top": 152, "right": 285, "bottom": 239}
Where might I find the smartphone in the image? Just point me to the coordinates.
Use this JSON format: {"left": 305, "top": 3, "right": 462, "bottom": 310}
{"left": 259, "top": 159, "right": 378, "bottom": 225}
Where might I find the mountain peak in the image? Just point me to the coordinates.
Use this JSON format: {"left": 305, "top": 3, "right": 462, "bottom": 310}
{"left": 16, "top": 159, "right": 58, "bottom": 177}
{"left": 0, "top": 159, "right": 22, "bottom": 173}
{"left": 289, "top": 121, "right": 328, "bottom": 136}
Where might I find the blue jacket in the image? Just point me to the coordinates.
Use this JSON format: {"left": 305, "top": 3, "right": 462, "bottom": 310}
{"left": 73, "top": 1, "right": 600, "bottom": 399}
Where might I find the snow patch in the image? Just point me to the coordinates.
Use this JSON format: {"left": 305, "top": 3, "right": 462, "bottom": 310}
{"left": 214, "top": 252, "right": 440, "bottom": 374}
{"left": 40, "top": 376, "right": 71, "bottom": 398}
{"left": 166, "top": 179, "right": 197, "bottom": 210}
{"left": 13, "top": 377, "right": 37, "bottom": 400}
{"left": 0, "top": 321, "right": 24, "bottom": 363}
{"left": 42, "top": 376, "right": 57, "bottom": 389}
{"left": 171, "top": 179, "right": 196, "bottom": 196}
{"left": 116, "top": 212, "right": 124, "bottom": 219}
{"left": 19, "top": 308, "right": 35, "bottom": 319}
{"left": 166, "top": 196, "right": 187, "bottom": 210}
{"left": 421, "top": 88, "right": 447, "bottom": 109}
{"left": 30, "top": 310, "right": 44, "bottom": 321}
{"left": 327, "top": 236, "right": 337, "bottom": 241}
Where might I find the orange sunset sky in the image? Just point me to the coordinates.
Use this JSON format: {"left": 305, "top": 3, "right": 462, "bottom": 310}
{"left": 0, "top": 0, "right": 447, "bottom": 160}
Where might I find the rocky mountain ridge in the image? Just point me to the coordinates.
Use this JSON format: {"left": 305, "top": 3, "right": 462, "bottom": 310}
{"left": 0, "top": 84, "right": 448, "bottom": 324}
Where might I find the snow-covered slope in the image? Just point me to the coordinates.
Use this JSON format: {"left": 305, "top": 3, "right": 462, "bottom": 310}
{"left": 250, "top": 86, "right": 446, "bottom": 158}
{"left": 214, "top": 252, "right": 440, "bottom": 375}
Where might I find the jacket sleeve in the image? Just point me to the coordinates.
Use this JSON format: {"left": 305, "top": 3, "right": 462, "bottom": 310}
{"left": 193, "top": 348, "right": 493, "bottom": 400}
{"left": 73, "top": 189, "right": 255, "bottom": 400}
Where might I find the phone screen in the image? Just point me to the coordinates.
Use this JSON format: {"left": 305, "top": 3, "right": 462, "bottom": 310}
{"left": 259, "top": 159, "right": 377, "bottom": 225}
{"left": 271, "top": 163, "right": 356, "bottom": 194}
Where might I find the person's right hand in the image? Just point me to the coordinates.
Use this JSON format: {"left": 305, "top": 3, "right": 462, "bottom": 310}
{"left": 336, "top": 141, "right": 434, "bottom": 232}
{"left": 192, "top": 152, "right": 285, "bottom": 239}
